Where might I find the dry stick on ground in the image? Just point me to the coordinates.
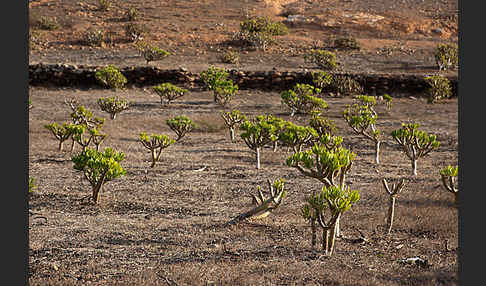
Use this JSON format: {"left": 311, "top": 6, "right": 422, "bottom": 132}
{"left": 382, "top": 178, "right": 406, "bottom": 234}
{"left": 224, "top": 179, "right": 286, "bottom": 227}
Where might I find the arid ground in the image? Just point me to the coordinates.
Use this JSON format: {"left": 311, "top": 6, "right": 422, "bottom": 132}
{"left": 29, "top": 0, "right": 458, "bottom": 285}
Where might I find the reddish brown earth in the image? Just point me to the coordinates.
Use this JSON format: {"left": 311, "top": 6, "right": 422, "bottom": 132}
{"left": 29, "top": 0, "right": 458, "bottom": 285}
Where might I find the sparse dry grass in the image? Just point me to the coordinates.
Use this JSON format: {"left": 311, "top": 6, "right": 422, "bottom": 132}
{"left": 29, "top": 85, "right": 457, "bottom": 285}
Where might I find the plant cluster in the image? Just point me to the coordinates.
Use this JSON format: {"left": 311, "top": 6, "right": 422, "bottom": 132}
{"left": 221, "top": 109, "right": 247, "bottom": 142}
{"left": 135, "top": 41, "right": 171, "bottom": 64}
{"left": 72, "top": 147, "right": 126, "bottom": 203}
{"left": 281, "top": 83, "right": 327, "bottom": 116}
{"left": 435, "top": 43, "right": 458, "bottom": 71}
{"left": 97, "top": 96, "right": 131, "bottom": 120}
{"left": 424, "top": 74, "right": 452, "bottom": 103}
{"left": 95, "top": 65, "right": 127, "bottom": 89}
{"left": 440, "top": 165, "right": 458, "bottom": 205}
{"left": 200, "top": 66, "right": 238, "bottom": 106}
{"left": 152, "top": 83, "right": 188, "bottom": 105}
{"left": 83, "top": 28, "right": 105, "bottom": 47}
{"left": 125, "top": 7, "right": 140, "bottom": 21}
{"left": 343, "top": 95, "right": 382, "bottom": 164}
{"left": 97, "top": 0, "right": 112, "bottom": 11}
{"left": 304, "top": 49, "right": 338, "bottom": 70}
{"left": 333, "top": 36, "right": 361, "bottom": 51}
{"left": 329, "top": 75, "right": 363, "bottom": 96}
{"left": 391, "top": 122, "right": 440, "bottom": 176}
{"left": 36, "top": 16, "right": 60, "bottom": 31}
{"left": 220, "top": 50, "right": 240, "bottom": 64}
{"left": 302, "top": 185, "right": 359, "bottom": 255}
{"left": 166, "top": 115, "right": 197, "bottom": 142}
{"left": 124, "top": 23, "right": 147, "bottom": 42}
{"left": 139, "top": 132, "right": 175, "bottom": 168}
{"left": 232, "top": 16, "right": 288, "bottom": 51}
{"left": 29, "top": 177, "right": 36, "bottom": 194}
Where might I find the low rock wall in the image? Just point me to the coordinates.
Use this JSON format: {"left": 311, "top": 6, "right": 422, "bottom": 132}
{"left": 29, "top": 63, "right": 458, "bottom": 97}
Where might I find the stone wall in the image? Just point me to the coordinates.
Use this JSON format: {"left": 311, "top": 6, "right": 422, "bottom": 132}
{"left": 29, "top": 63, "right": 458, "bottom": 98}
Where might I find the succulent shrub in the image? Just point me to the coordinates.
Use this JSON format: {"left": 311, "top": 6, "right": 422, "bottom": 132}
{"left": 95, "top": 65, "right": 127, "bottom": 89}
{"left": 281, "top": 83, "right": 327, "bottom": 116}
{"left": 139, "top": 132, "right": 175, "bottom": 168}
{"left": 225, "top": 178, "right": 287, "bottom": 226}
{"left": 304, "top": 49, "right": 338, "bottom": 70}
{"left": 97, "top": 0, "right": 112, "bottom": 11}
{"left": 311, "top": 71, "right": 333, "bottom": 94}
{"left": 37, "top": 16, "right": 60, "bottom": 30}
{"left": 240, "top": 115, "right": 281, "bottom": 169}
{"left": 125, "top": 7, "right": 140, "bottom": 21}
{"left": 29, "top": 30, "right": 45, "bottom": 51}
{"left": 28, "top": 177, "right": 36, "bottom": 194}
{"left": 28, "top": 99, "right": 33, "bottom": 110}
{"left": 166, "top": 115, "right": 196, "bottom": 142}
{"left": 277, "top": 121, "right": 318, "bottom": 153}
{"left": 329, "top": 75, "right": 363, "bottom": 96}
{"left": 382, "top": 178, "right": 406, "bottom": 234}
{"left": 152, "top": 83, "right": 188, "bottom": 105}
{"left": 200, "top": 66, "right": 230, "bottom": 91}
{"left": 89, "top": 128, "right": 108, "bottom": 151}
{"left": 70, "top": 124, "right": 94, "bottom": 152}
{"left": 435, "top": 43, "right": 458, "bottom": 71}
{"left": 72, "top": 147, "right": 126, "bottom": 204}
{"left": 97, "top": 96, "right": 130, "bottom": 120}
{"left": 308, "top": 112, "right": 337, "bottom": 140}
{"left": 124, "top": 23, "right": 147, "bottom": 42}
{"left": 213, "top": 79, "right": 239, "bottom": 107}
{"left": 333, "top": 36, "right": 361, "bottom": 50}
{"left": 286, "top": 134, "right": 355, "bottom": 188}
{"left": 221, "top": 109, "right": 247, "bottom": 142}
{"left": 343, "top": 95, "right": 382, "bottom": 164}
{"left": 391, "top": 122, "right": 440, "bottom": 176}
{"left": 135, "top": 41, "right": 170, "bottom": 64}
{"left": 440, "top": 165, "right": 459, "bottom": 206}
{"left": 424, "top": 74, "right": 452, "bottom": 103}
{"left": 220, "top": 50, "right": 240, "bottom": 64}
{"left": 83, "top": 28, "right": 105, "bottom": 47}
{"left": 44, "top": 122, "right": 77, "bottom": 151}
{"left": 233, "top": 16, "right": 288, "bottom": 51}
{"left": 302, "top": 185, "right": 359, "bottom": 256}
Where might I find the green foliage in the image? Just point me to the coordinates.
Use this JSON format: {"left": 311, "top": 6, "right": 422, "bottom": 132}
{"left": 240, "top": 16, "right": 288, "bottom": 36}
{"left": 435, "top": 43, "right": 458, "bottom": 71}
{"left": 221, "top": 109, "right": 247, "bottom": 141}
{"left": 83, "top": 28, "right": 105, "bottom": 47}
{"left": 440, "top": 165, "right": 458, "bottom": 177}
{"left": 333, "top": 37, "right": 361, "bottom": 51}
{"left": 135, "top": 41, "right": 171, "bottom": 64}
{"left": 139, "top": 132, "right": 175, "bottom": 168}
{"left": 67, "top": 101, "right": 105, "bottom": 129}
{"left": 97, "top": 96, "right": 130, "bottom": 119}
{"left": 98, "top": 0, "right": 112, "bottom": 11}
{"left": 72, "top": 147, "right": 126, "bottom": 203}
{"left": 213, "top": 79, "right": 239, "bottom": 106}
{"left": 343, "top": 96, "right": 380, "bottom": 142}
{"left": 382, "top": 94, "right": 393, "bottom": 109}
{"left": 220, "top": 50, "right": 240, "bottom": 64}
{"left": 44, "top": 122, "right": 77, "bottom": 151}
{"left": 322, "top": 184, "right": 360, "bottom": 213}
{"left": 329, "top": 75, "right": 363, "bottom": 96}
{"left": 240, "top": 115, "right": 282, "bottom": 169}
{"left": 309, "top": 113, "right": 337, "bottom": 138}
{"left": 233, "top": 16, "right": 288, "bottom": 51}
{"left": 304, "top": 49, "right": 338, "bottom": 70}
{"left": 37, "top": 16, "right": 60, "bottom": 30}
{"left": 166, "top": 115, "right": 196, "bottom": 141}
{"left": 311, "top": 71, "right": 333, "bottom": 93}
{"left": 391, "top": 122, "right": 440, "bottom": 175}
{"left": 200, "top": 66, "right": 230, "bottom": 91}
{"left": 29, "top": 177, "right": 36, "bottom": 194}
{"left": 286, "top": 135, "right": 355, "bottom": 187}
{"left": 281, "top": 83, "right": 327, "bottom": 116}
{"left": 124, "top": 23, "right": 147, "bottom": 42}
{"left": 28, "top": 99, "right": 33, "bottom": 110}
{"left": 152, "top": 83, "right": 188, "bottom": 104}
{"left": 424, "top": 75, "right": 452, "bottom": 103}
{"left": 95, "top": 65, "right": 127, "bottom": 89}
{"left": 125, "top": 7, "right": 140, "bottom": 21}
{"left": 278, "top": 121, "right": 318, "bottom": 153}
